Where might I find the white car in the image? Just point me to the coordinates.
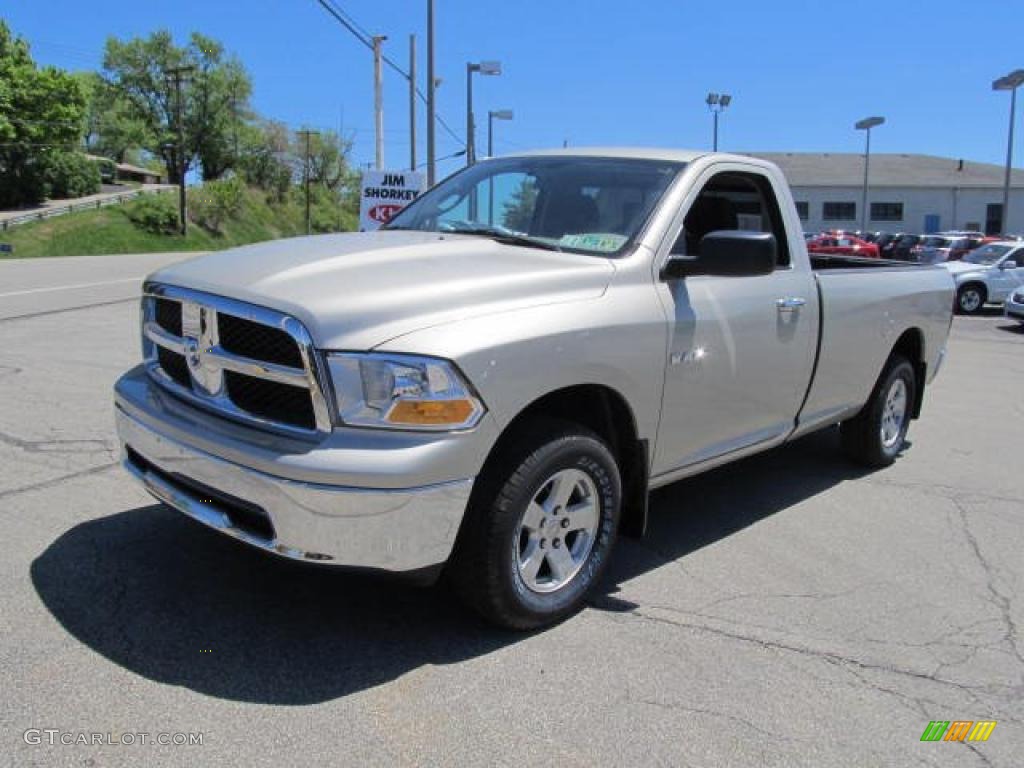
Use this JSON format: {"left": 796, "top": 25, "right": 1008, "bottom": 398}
{"left": 1006, "top": 287, "right": 1024, "bottom": 323}
{"left": 943, "top": 242, "right": 1024, "bottom": 314}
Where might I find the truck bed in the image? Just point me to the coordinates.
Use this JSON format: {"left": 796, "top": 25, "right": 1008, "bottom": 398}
{"left": 793, "top": 259, "right": 954, "bottom": 439}
{"left": 809, "top": 253, "right": 927, "bottom": 271}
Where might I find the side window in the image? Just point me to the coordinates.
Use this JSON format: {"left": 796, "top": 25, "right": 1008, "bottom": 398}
{"left": 670, "top": 171, "right": 790, "bottom": 267}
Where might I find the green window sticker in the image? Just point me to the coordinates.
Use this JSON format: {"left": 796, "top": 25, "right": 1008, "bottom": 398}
{"left": 559, "top": 233, "right": 628, "bottom": 252}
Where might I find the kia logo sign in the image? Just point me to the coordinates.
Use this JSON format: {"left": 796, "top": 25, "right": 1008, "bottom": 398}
{"left": 359, "top": 170, "right": 425, "bottom": 231}
{"left": 369, "top": 204, "right": 403, "bottom": 224}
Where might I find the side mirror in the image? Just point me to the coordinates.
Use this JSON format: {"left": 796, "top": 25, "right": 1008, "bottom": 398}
{"left": 661, "top": 230, "right": 777, "bottom": 280}
{"left": 1001, "top": 260, "right": 1017, "bottom": 270}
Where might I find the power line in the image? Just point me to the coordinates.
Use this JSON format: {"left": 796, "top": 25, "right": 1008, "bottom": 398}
{"left": 312, "top": 0, "right": 465, "bottom": 149}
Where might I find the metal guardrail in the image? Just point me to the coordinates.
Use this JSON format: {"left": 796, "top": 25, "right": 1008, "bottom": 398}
{"left": 0, "top": 187, "right": 177, "bottom": 232}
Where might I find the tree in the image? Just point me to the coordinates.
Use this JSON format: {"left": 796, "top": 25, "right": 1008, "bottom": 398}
{"left": 502, "top": 177, "right": 539, "bottom": 232}
{"left": 100, "top": 30, "right": 252, "bottom": 184}
{"left": 77, "top": 71, "right": 150, "bottom": 163}
{"left": 236, "top": 119, "right": 292, "bottom": 200}
{"left": 303, "top": 131, "right": 351, "bottom": 191}
{"left": 0, "top": 21, "right": 89, "bottom": 206}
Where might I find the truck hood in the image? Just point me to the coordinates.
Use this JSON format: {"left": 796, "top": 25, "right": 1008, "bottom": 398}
{"left": 147, "top": 231, "right": 615, "bottom": 349}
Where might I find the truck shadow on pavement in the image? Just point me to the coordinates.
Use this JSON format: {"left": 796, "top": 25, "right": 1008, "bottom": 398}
{"left": 31, "top": 428, "right": 868, "bottom": 705}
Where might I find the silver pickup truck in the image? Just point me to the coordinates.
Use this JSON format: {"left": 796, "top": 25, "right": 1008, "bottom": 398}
{"left": 114, "top": 149, "right": 954, "bottom": 629}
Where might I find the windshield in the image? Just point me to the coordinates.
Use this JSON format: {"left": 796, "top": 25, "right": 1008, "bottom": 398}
{"left": 386, "top": 155, "right": 684, "bottom": 256}
{"left": 964, "top": 244, "right": 1012, "bottom": 265}
{"left": 920, "top": 236, "right": 950, "bottom": 248}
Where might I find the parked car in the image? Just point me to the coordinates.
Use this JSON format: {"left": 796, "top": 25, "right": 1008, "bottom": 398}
{"left": 891, "top": 234, "right": 923, "bottom": 261}
{"left": 911, "top": 236, "right": 975, "bottom": 264}
{"left": 943, "top": 241, "right": 1024, "bottom": 314}
{"left": 807, "top": 234, "right": 881, "bottom": 258}
{"left": 114, "top": 149, "right": 954, "bottom": 629}
{"left": 1005, "top": 287, "right": 1024, "bottom": 324}
{"left": 873, "top": 232, "right": 899, "bottom": 257}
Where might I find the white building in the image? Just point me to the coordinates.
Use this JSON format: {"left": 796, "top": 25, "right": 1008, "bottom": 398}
{"left": 743, "top": 152, "right": 1024, "bottom": 236}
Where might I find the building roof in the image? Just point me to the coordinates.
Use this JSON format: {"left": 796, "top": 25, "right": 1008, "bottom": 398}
{"left": 741, "top": 152, "right": 1024, "bottom": 189}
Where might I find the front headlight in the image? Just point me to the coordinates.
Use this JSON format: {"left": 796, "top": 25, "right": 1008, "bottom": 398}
{"left": 325, "top": 353, "right": 485, "bottom": 431}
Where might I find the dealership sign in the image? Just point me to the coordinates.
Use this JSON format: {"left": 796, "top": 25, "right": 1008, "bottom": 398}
{"left": 359, "top": 170, "right": 425, "bottom": 231}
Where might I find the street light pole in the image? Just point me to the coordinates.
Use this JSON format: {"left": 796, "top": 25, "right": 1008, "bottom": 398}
{"left": 487, "top": 109, "right": 513, "bottom": 223}
{"left": 409, "top": 34, "right": 417, "bottom": 172}
{"left": 465, "top": 60, "right": 501, "bottom": 166}
{"left": 372, "top": 35, "right": 387, "bottom": 170}
{"left": 466, "top": 64, "right": 474, "bottom": 166}
{"left": 993, "top": 70, "right": 1024, "bottom": 234}
{"left": 855, "top": 116, "right": 885, "bottom": 233}
{"left": 705, "top": 93, "right": 731, "bottom": 152}
{"left": 426, "top": 0, "right": 436, "bottom": 186}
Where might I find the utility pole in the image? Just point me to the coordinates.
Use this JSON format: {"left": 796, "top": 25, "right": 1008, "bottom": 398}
{"left": 372, "top": 36, "right": 386, "bottom": 170}
{"left": 409, "top": 34, "right": 417, "bottom": 172}
{"left": 165, "top": 65, "right": 194, "bottom": 236}
{"left": 298, "top": 129, "right": 319, "bottom": 236}
{"left": 426, "top": 0, "right": 436, "bottom": 186}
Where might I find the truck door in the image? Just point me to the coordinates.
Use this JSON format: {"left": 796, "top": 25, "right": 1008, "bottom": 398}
{"left": 652, "top": 166, "right": 819, "bottom": 475}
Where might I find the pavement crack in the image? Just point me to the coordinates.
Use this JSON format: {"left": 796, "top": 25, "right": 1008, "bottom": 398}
{"left": 621, "top": 606, "right": 1016, "bottom": 700}
{"left": 951, "top": 497, "right": 1024, "bottom": 672}
{"left": 0, "top": 428, "right": 117, "bottom": 457}
{"left": 0, "top": 461, "right": 120, "bottom": 502}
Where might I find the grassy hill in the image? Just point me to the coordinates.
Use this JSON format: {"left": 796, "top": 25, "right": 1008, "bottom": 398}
{"left": 0, "top": 187, "right": 355, "bottom": 258}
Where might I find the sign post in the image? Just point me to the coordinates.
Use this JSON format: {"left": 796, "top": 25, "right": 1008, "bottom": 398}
{"left": 359, "top": 170, "right": 425, "bottom": 231}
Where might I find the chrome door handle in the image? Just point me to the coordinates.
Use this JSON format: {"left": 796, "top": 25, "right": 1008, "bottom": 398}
{"left": 776, "top": 297, "right": 807, "bottom": 312}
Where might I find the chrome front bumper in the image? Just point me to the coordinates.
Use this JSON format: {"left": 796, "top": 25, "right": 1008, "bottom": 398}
{"left": 114, "top": 367, "right": 488, "bottom": 573}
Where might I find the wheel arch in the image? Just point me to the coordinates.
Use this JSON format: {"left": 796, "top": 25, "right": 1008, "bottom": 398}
{"left": 474, "top": 384, "right": 649, "bottom": 539}
{"left": 891, "top": 327, "right": 927, "bottom": 419}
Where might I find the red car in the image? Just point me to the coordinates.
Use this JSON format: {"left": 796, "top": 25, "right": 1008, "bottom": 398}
{"left": 807, "top": 234, "right": 881, "bottom": 258}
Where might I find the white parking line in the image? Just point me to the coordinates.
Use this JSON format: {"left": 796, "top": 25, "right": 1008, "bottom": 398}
{"left": 0, "top": 277, "right": 141, "bottom": 298}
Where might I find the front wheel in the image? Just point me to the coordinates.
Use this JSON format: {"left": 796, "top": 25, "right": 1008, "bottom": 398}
{"left": 449, "top": 422, "right": 621, "bottom": 630}
{"left": 956, "top": 283, "right": 986, "bottom": 315}
{"left": 841, "top": 355, "right": 916, "bottom": 468}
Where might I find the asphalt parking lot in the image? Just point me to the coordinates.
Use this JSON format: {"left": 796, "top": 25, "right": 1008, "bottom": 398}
{"left": 1, "top": 256, "right": 1022, "bottom": 767}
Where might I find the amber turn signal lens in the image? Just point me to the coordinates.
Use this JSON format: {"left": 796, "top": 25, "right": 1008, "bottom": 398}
{"left": 387, "top": 399, "right": 475, "bottom": 425}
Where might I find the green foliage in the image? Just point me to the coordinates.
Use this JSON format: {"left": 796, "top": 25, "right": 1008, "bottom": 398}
{"left": 78, "top": 70, "right": 151, "bottom": 163}
{"left": 92, "top": 156, "right": 117, "bottom": 182}
{"left": 127, "top": 192, "right": 180, "bottom": 234}
{"left": 2, "top": 184, "right": 359, "bottom": 258}
{"left": 188, "top": 176, "right": 244, "bottom": 233}
{"left": 0, "top": 21, "right": 89, "bottom": 207}
{"left": 502, "top": 178, "right": 540, "bottom": 232}
{"left": 100, "top": 30, "right": 252, "bottom": 183}
{"left": 237, "top": 119, "right": 292, "bottom": 201}
{"left": 44, "top": 152, "right": 101, "bottom": 199}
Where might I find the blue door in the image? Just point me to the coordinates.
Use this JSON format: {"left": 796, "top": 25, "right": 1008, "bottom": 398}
{"left": 924, "top": 214, "right": 941, "bottom": 234}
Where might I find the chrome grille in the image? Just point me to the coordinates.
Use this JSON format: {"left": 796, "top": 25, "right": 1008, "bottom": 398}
{"left": 141, "top": 283, "right": 332, "bottom": 436}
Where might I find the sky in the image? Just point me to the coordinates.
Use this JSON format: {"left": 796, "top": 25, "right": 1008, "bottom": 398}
{"left": 5, "top": 0, "right": 1024, "bottom": 179}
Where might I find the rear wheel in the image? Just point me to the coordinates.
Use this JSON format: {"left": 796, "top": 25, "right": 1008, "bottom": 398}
{"left": 956, "top": 283, "right": 986, "bottom": 315}
{"left": 841, "top": 355, "right": 916, "bottom": 468}
{"left": 449, "top": 422, "right": 621, "bottom": 630}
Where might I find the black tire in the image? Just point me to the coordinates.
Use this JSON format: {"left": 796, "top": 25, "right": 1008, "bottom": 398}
{"left": 840, "top": 355, "right": 916, "bottom": 468}
{"left": 449, "top": 420, "right": 621, "bottom": 630}
{"left": 956, "top": 283, "right": 987, "bottom": 315}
